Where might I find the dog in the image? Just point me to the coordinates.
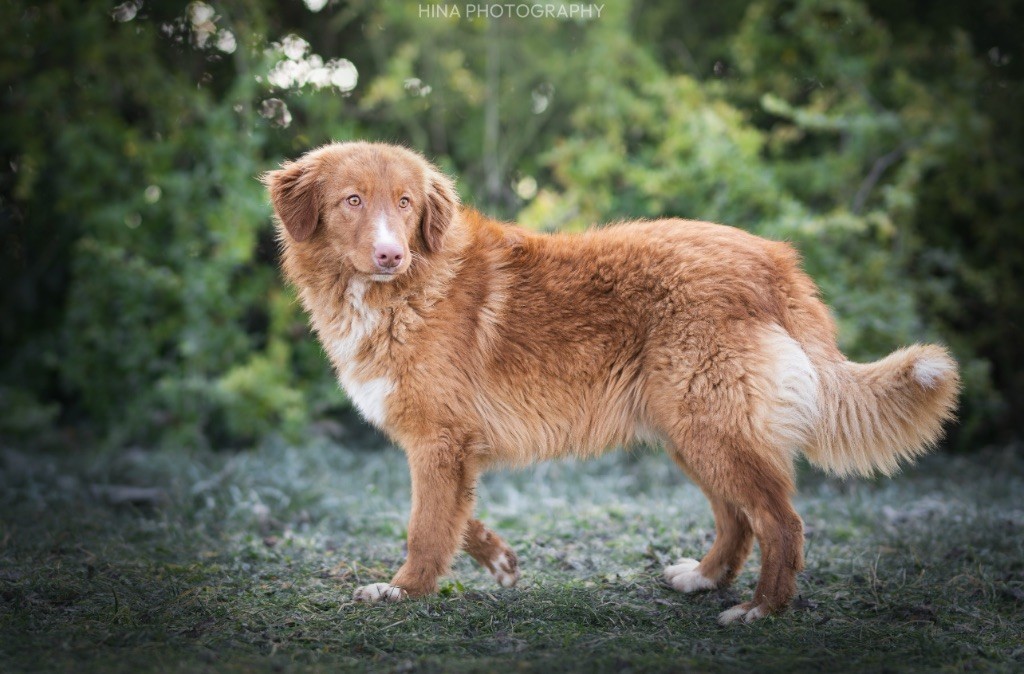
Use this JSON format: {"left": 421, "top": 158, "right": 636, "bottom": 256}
{"left": 263, "top": 141, "right": 959, "bottom": 624}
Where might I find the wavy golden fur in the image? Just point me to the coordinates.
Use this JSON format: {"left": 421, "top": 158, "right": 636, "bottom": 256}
{"left": 264, "top": 141, "right": 959, "bottom": 623}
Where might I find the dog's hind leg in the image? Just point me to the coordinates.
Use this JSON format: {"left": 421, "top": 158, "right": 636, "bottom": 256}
{"left": 664, "top": 490, "right": 753, "bottom": 593}
{"left": 463, "top": 519, "right": 520, "bottom": 588}
{"left": 666, "top": 433, "right": 804, "bottom": 624}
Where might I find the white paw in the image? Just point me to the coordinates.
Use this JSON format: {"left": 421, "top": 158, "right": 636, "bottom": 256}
{"left": 664, "top": 558, "right": 716, "bottom": 593}
{"left": 490, "top": 551, "right": 520, "bottom": 588}
{"left": 353, "top": 583, "right": 408, "bottom": 603}
{"left": 718, "top": 603, "right": 765, "bottom": 625}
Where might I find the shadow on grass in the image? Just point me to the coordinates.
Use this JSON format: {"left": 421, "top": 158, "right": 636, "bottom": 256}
{"left": 1, "top": 441, "right": 1021, "bottom": 672}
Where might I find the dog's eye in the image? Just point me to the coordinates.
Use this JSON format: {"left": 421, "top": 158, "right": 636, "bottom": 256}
{"left": 398, "top": 197, "right": 410, "bottom": 209}
{"left": 347, "top": 195, "right": 361, "bottom": 207}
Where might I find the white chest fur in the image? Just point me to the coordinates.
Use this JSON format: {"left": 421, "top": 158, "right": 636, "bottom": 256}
{"left": 329, "top": 279, "right": 394, "bottom": 427}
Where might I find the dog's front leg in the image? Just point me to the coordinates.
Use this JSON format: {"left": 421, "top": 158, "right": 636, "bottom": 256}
{"left": 464, "top": 519, "right": 520, "bottom": 588}
{"left": 354, "top": 438, "right": 477, "bottom": 603}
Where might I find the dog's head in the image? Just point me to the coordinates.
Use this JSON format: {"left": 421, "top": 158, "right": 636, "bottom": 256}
{"left": 263, "top": 142, "right": 459, "bottom": 282}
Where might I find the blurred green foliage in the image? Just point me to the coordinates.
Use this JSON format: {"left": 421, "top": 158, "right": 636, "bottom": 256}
{"left": 1, "top": 0, "right": 1020, "bottom": 450}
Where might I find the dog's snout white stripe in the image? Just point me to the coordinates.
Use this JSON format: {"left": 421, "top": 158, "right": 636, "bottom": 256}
{"left": 374, "top": 212, "right": 401, "bottom": 248}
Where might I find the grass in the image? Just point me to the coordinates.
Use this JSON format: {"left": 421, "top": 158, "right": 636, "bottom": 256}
{"left": 1, "top": 434, "right": 1022, "bottom": 673}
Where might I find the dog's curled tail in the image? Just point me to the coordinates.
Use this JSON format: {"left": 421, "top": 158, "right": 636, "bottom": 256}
{"left": 803, "top": 345, "right": 960, "bottom": 477}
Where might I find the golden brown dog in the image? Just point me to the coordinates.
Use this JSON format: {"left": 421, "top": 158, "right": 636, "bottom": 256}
{"left": 263, "top": 141, "right": 959, "bottom": 624}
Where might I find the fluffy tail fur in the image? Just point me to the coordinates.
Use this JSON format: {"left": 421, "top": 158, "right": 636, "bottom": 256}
{"left": 804, "top": 345, "right": 960, "bottom": 477}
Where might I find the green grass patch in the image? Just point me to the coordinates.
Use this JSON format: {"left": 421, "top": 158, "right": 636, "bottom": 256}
{"left": 1, "top": 440, "right": 1022, "bottom": 672}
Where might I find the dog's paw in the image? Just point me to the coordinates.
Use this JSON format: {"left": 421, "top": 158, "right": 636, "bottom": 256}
{"left": 489, "top": 550, "right": 520, "bottom": 588}
{"left": 353, "top": 583, "right": 408, "bottom": 603}
{"left": 664, "top": 558, "right": 716, "bottom": 593}
{"left": 718, "top": 602, "right": 766, "bottom": 625}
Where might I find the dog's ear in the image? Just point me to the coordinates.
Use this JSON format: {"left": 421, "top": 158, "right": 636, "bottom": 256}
{"left": 262, "top": 160, "right": 320, "bottom": 243}
{"left": 421, "top": 169, "right": 459, "bottom": 253}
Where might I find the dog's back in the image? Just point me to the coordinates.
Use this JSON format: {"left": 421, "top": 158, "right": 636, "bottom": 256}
{"left": 406, "top": 213, "right": 956, "bottom": 473}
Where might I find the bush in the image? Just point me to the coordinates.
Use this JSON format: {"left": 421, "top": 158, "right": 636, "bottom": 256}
{"left": 1, "top": 0, "right": 1020, "bottom": 450}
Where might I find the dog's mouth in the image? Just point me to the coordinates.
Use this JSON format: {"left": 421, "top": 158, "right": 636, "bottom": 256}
{"left": 369, "top": 271, "right": 400, "bottom": 283}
